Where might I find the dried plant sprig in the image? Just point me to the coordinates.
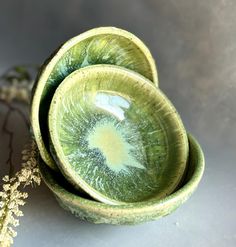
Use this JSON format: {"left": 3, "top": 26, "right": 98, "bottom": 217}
{"left": 0, "top": 65, "right": 36, "bottom": 104}
{"left": 0, "top": 85, "right": 30, "bottom": 103}
{"left": 0, "top": 140, "right": 41, "bottom": 247}
{"left": 0, "top": 66, "right": 40, "bottom": 246}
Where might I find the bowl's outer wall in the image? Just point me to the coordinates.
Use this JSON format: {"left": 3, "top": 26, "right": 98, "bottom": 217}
{"left": 39, "top": 133, "right": 204, "bottom": 225}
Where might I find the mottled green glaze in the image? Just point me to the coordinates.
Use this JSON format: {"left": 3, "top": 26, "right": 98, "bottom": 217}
{"left": 38, "top": 134, "right": 204, "bottom": 225}
{"left": 31, "top": 27, "right": 158, "bottom": 170}
{"left": 48, "top": 65, "right": 188, "bottom": 205}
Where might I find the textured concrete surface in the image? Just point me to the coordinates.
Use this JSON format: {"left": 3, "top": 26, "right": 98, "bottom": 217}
{"left": 0, "top": 0, "right": 235, "bottom": 246}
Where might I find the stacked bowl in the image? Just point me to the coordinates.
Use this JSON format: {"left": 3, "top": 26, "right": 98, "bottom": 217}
{"left": 31, "top": 27, "right": 204, "bottom": 225}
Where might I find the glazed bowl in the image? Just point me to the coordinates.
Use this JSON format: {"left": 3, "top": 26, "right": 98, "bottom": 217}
{"left": 48, "top": 65, "right": 189, "bottom": 205}
{"left": 38, "top": 133, "right": 204, "bottom": 225}
{"left": 31, "top": 27, "right": 158, "bottom": 171}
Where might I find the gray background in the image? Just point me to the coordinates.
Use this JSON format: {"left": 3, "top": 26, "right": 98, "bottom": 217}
{"left": 0, "top": 0, "right": 235, "bottom": 246}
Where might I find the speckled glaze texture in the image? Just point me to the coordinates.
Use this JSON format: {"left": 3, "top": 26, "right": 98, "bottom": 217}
{"left": 38, "top": 134, "right": 204, "bottom": 225}
{"left": 48, "top": 65, "right": 188, "bottom": 205}
{"left": 31, "top": 27, "right": 158, "bottom": 170}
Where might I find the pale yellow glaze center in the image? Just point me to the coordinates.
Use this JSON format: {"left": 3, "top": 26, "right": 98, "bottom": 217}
{"left": 87, "top": 122, "right": 145, "bottom": 172}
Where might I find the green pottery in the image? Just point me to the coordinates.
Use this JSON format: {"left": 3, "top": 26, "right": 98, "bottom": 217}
{"left": 38, "top": 134, "right": 204, "bottom": 225}
{"left": 31, "top": 27, "right": 158, "bottom": 170}
{"left": 48, "top": 65, "right": 188, "bottom": 205}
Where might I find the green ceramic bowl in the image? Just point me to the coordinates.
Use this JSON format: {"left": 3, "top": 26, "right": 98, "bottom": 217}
{"left": 31, "top": 27, "right": 158, "bottom": 171}
{"left": 48, "top": 65, "right": 188, "bottom": 205}
{"left": 38, "top": 133, "right": 204, "bottom": 225}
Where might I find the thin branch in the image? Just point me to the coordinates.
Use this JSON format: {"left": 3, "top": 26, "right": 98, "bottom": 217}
{"left": 2, "top": 108, "right": 14, "bottom": 178}
{"left": 0, "top": 99, "right": 30, "bottom": 128}
{"left": 0, "top": 99, "right": 30, "bottom": 177}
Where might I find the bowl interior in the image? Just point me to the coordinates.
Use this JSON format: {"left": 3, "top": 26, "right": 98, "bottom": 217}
{"left": 48, "top": 65, "right": 188, "bottom": 205}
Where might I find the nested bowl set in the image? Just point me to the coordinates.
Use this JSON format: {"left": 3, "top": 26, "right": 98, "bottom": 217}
{"left": 31, "top": 27, "right": 204, "bottom": 225}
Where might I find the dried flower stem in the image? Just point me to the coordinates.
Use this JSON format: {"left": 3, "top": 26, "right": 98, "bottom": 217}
{"left": 0, "top": 66, "right": 41, "bottom": 246}
{"left": 0, "top": 141, "right": 41, "bottom": 247}
{"left": 1, "top": 99, "right": 30, "bottom": 177}
{"left": 2, "top": 107, "right": 14, "bottom": 178}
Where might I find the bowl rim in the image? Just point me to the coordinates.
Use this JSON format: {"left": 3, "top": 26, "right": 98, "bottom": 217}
{"left": 31, "top": 26, "right": 158, "bottom": 171}
{"left": 38, "top": 133, "right": 204, "bottom": 215}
